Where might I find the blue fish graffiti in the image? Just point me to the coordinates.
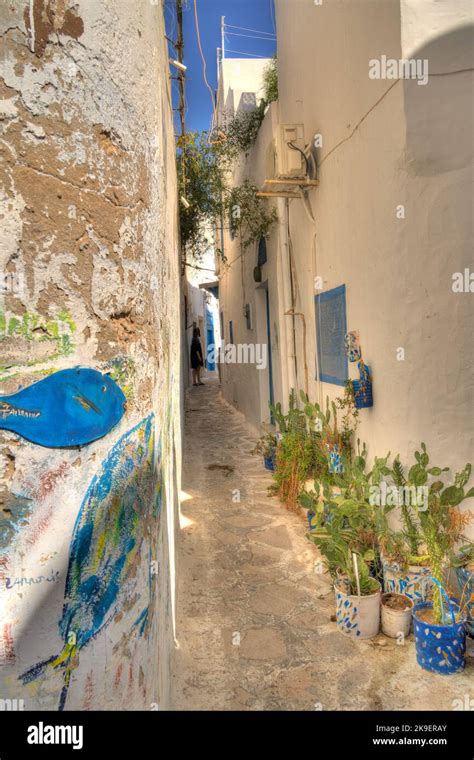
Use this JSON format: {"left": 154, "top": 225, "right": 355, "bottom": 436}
{"left": 20, "top": 414, "right": 162, "bottom": 710}
{"left": 0, "top": 368, "right": 126, "bottom": 448}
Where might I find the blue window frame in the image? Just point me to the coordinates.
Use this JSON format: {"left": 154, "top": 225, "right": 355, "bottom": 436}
{"left": 257, "top": 237, "right": 267, "bottom": 266}
{"left": 315, "top": 284, "right": 348, "bottom": 386}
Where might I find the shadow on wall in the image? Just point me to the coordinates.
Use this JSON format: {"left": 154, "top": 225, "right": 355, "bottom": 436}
{"left": 403, "top": 25, "right": 474, "bottom": 176}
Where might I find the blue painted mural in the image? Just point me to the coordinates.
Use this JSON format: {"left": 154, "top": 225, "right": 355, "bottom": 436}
{"left": 20, "top": 414, "right": 162, "bottom": 710}
{"left": 0, "top": 368, "right": 126, "bottom": 448}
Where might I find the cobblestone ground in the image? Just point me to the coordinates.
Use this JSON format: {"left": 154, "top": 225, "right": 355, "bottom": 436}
{"left": 171, "top": 378, "right": 473, "bottom": 711}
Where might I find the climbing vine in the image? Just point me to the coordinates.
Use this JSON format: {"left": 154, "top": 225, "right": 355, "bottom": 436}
{"left": 177, "top": 58, "right": 279, "bottom": 261}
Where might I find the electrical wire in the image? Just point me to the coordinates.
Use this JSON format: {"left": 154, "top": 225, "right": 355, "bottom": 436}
{"left": 270, "top": 0, "right": 276, "bottom": 34}
{"left": 224, "top": 49, "right": 269, "bottom": 58}
{"left": 225, "top": 32, "right": 277, "bottom": 42}
{"left": 224, "top": 23, "right": 276, "bottom": 37}
{"left": 193, "top": 0, "right": 217, "bottom": 130}
{"left": 287, "top": 141, "right": 310, "bottom": 176}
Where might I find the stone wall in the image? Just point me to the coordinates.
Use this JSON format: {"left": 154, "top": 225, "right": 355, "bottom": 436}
{"left": 0, "top": 0, "right": 181, "bottom": 710}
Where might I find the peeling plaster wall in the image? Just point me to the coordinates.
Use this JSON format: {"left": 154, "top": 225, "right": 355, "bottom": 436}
{"left": 0, "top": 0, "right": 181, "bottom": 710}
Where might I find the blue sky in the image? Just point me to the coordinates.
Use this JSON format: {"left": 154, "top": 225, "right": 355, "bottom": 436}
{"left": 165, "top": 0, "right": 276, "bottom": 133}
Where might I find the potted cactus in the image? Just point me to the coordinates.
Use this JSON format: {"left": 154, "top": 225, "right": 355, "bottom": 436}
{"left": 379, "top": 454, "right": 435, "bottom": 602}
{"left": 408, "top": 450, "right": 474, "bottom": 673}
{"left": 251, "top": 432, "right": 278, "bottom": 471}
{"left": 451, "top": 545, "right": 474, "bottom": 637}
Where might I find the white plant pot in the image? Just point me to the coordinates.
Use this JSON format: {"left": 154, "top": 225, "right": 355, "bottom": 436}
{"left": 381, "top": 593, "right": 413, "bottom": 638}
{"left": 382, "top": 560, "right": 432, "bottom": 602}
{"left": 334, "top": 580, "right": 381, "bottom": 639}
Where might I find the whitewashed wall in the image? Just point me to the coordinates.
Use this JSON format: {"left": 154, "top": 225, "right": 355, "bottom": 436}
{"left": 219, "top": 0, "right": 473, "bottom": 483}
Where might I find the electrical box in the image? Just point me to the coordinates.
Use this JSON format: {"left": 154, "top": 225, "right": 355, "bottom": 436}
{"left": 275, "top": 124, "right": 306, "bottom": 178}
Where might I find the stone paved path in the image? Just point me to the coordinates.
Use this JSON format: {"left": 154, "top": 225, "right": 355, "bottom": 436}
{"left": 171, "top": 378, "right": 473, "bottom": 710}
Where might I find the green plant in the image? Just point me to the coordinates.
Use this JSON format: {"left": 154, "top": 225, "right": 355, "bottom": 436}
{"left": 406, "top": 445, "right": 474, "bottom": 623}
{"left": 177, "top": 132, "right": 226, "bottom": 261}
{"left": 309, "top": 512, "right": 378, "bottom": 596}
{"left": 262, "top": 56, "right": 278, "bottom": 104}
{"left": 305, "top": 444, "right": 395, "bottom": 590}
{"left": 224, "top": 180, "right": 278, "bottom": 250}
{"left": 214, "top": 59, "right": 278, "bottom": 165}
{"left": 450, "top": 543, "right": 474, "bottom": 569}
{"left": 390, "top": 456, "right": 422, "bottom": 560}
{"left": 335, "top": 381, "right": 359, "bottom": 449}
{"left": 251, "top": 433, "right": 278, "bottom": 459}
{"left": 215, "top": 103, "right": 267, "bottom": 164}
{"left": 270, "top": 390, "right": 334, "bottom": 509}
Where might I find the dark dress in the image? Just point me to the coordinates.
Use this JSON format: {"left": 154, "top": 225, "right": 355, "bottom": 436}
{"left": 190, "top": 337, "right": 203, "bottom": 370}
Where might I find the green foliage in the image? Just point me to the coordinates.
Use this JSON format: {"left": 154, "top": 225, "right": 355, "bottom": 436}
{"left": 391, "top": 456, "right": 421, "bottom": 557}
{"left": 270, "top": 388, "right": 358, "bottom": 509}
{"left": 214, "top": 57, "right": 278, "bottom": 165}
{"left": 269, "top": 390, "right": 474, "bottom": 612}
{"left": 0, "top": 310, "right": 76, "bottom": 380}
{"left": 177, "top": 132, "right": 278, "bottom": 260}
{"left": 215, "top": 103, "right": 267, "bottom": 164}
{"left": 309, "top": 497, "right": 380, "bottom": 596}
{"left": 225, "top": 180, "right": 278, "bottom": 250}
{"left": 404, "top": 445, "right": 474, "bottom": 623}
{"left": 262, "top": 57, "right": 278, "bottom": 104}
{"left": 306, "top": 448, "right": 398, "bottom": 594}
{"left": 251, "top": 432, "right": 278, "bottom": 459}
{"left": 177, "top": 132, "right": 226, "bottom": 261}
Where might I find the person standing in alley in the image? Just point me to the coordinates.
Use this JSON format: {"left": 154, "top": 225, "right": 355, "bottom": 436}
{"left": 190, "top": 327, "right": 204, "bottom": 386}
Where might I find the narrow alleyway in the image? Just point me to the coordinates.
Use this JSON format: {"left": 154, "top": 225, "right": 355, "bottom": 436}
{"left": 171, "top": 379, "right": 473, "bottom": 711}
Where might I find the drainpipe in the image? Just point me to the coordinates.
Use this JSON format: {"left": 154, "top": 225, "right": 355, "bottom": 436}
{"left": 277, "top": 197, "right": 296, "bottom": 407}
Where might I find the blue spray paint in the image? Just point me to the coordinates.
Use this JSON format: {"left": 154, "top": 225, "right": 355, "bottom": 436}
{"left": 20, "top": 415, "right": 162, "bottom": 710}
{"left": 0, "top": 368, "right": 126, "bottom": 447}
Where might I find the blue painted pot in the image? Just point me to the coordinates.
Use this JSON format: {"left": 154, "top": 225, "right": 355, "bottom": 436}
{"left": 382, "top": 559, "right": 433, "bottom": 602}
{"left": 352, "top": 362, "right": 373, "bottom": 409}
{"left": 334, "top": 580, "right": 381, "bottom": 639}
{"left": 455, "top": 567, "right": 474, "bottom": 638}
{"left": 325, "top": 443, "right": 344, "bottom": 474}
{"left": 353, "top": 378, "right": 373, "bottom": 409}
{"left": 413, "top": 601, "right": 466, "bottom": 674}
{"left": 263, "top": 452, "right": 276, "bottom": 471}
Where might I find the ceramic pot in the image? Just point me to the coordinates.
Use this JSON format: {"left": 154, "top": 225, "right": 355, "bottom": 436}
{"left": 334, "top": 579, "right": 381, "bottom": 639}
{"left": 381, "top": 592, "right": 413, "bottom": 638}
